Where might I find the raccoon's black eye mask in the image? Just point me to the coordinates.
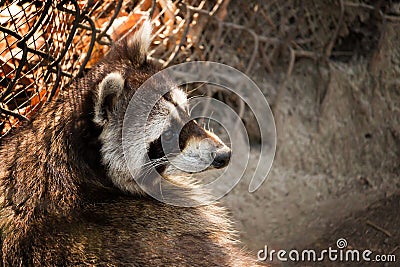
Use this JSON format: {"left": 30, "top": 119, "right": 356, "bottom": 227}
{"left": 162, "top": 129, "right": 175, "bottom": 142}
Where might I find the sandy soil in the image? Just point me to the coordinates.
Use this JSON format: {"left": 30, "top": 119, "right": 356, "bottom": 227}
{"left": 210, "top": 20, "right": 400, "bottom": 266}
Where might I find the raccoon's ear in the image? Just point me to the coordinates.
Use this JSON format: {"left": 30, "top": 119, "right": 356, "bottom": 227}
{"left": 93, "top": 72, "right": 124, "bottom": 126}
{"left": 127, "top": 19, "right": 152, "bottom": 64}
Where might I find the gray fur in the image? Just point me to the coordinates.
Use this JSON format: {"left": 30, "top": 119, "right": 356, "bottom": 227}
{"left": 0, "top": 24, "right": 265, "bottom": 267}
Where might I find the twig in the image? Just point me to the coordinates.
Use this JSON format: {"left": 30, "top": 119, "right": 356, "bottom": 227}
{"left": 344, "top": 1, "right": 400, "bottom": 22}
{"left": 294, "top": 50, "right": 319, "bottom": 60}
{"left": 325, "top": 0, "right": 344, "bottom": 58}
{"left": 218, "top": 21, "right": 280, "bottom": 45}
{"left": 162, "top": 8, "right": 192, "bottom": 67}
{"left": 204, "top": 19, "right": 266, "bottom": 74}
{"left": 389, "top": 246, "right": 399, "bottom": 255}
{"left": 286, "top": 47, "right": 295, "bottom": 78}
{"left": 208, "top": 20, "right": 223, "bottom": 62}
{"left": 0, "top": 106, "right": 30, "bottom": 122}
{"left": 259, "top": 44, "right": 274, "bottom": 73}
{"left": 271, "top": 46, "right": 295, "bottom": 112}
{"left": 366, "top": 220, "right": 392, "bottom": 237}
{"left": 384, "top": 14, "right": 400, "bottom": 23}
{"left": 343, "top": 2, "right": 374, "bottom": 10}
{"left": 245, "top": 30, "right": 259, "bottom": 74}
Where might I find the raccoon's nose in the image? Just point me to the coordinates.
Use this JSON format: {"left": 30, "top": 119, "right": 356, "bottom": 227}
{"left": 211, "top": 148, "right": 231, "bottom": 169}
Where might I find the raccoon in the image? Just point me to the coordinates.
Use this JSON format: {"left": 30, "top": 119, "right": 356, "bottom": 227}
{"left": 0, "top": 22, "right": 264, "bottom": 266}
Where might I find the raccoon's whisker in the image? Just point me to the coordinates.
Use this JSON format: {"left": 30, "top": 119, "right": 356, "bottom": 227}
{"left": 139, "top": 157, "right": 170, "bottom": 173}
{"left": 207, "top": 111, "right": 214, "bottom": 131}
{"left": 136, "top": 160, "right": 156, "bottom": 169}
{"left": 189, "top": 100, "right": 203, "bottom": 116}
{"left": 140, "top": 164, "right": 161, "bottom": 179}
{"left": 161, "top": 152, "right": 181, "bottom": 158}
{"left": 141, "top": 160, "right": 169, "bottom": 178}
{"left": 140, "top": 163, "right": 152, "bottom": 171}
{"left": 186, "top": 82, "right": 207, "bottom": 95}
{"left": 140, "top": 158, "right": 167, "bottom": 169}
{"left": 187, "top": 95, "right": 205, "bottom": 102}
{"left": 151, "top": 157, "right": 168, "bottom": 163}
{"left": 130, "top": 159, "right": 166, "bottom": 175}
{"left": 141, "top": 167, "right": 155, "bottom": 179}
{"left": 159, "top": 176, "right": 165, "bottom": 201}
{"left": 139, "top": 152, "right": 185, "bottom": 177}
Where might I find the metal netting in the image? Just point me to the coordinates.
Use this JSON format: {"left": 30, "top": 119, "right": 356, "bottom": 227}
{"left": 1, "top": 0, "right": 399, "bottom": 138}
{"left": 0, "top": 0, "right": 124, "bottom": 136}
{"left": 0, "top": 0, "right": 227, "bottom": 137}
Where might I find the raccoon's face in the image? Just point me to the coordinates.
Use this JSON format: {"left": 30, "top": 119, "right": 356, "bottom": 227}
{"left": 92, "top": 21, "right": 230, "bottom": 194}
{"left": 145, "top": 87, "right": 231, "bottom": 176}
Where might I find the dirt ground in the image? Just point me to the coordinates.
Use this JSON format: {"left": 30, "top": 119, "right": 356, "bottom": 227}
{"left": 304, "top": 193, "right": 400, "bottom": 266}
{"left": 212, "top": 14, "right": 400, "bottom": 266}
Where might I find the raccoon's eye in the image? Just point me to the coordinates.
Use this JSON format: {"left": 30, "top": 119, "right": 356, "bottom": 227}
{"left": 162, "top": 129, "right": 174, "bottom": 142}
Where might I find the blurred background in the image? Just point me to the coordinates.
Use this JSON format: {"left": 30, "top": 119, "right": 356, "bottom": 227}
{"left": 1, "top": 1, "right": 399, "bottom": 265}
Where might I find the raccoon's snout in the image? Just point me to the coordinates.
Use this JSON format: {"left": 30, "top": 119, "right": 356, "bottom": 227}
{"left": 211, "top": 147, "right": 231, "bottom": 169}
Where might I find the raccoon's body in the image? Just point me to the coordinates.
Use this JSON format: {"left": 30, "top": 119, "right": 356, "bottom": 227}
{"left": 0, "top": 22, "right": 263, "bottom": 266}
{"left": 9, "top": 197, "right": 256, "bottom": 266}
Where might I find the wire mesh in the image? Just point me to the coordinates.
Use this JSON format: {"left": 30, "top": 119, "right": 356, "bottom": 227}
{"left": 0, "top": 0, "right": 227, "bottom": 138}
{"left": 0, "top": 0, "right": 125, "bottom": 137}
{"left": 0, "top": 0, "right": 399, "bottom": 138}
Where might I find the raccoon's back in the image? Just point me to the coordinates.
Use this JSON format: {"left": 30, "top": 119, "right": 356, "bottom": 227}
{"left": 28, "top": 196, "right": 261, "bottom": 267}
